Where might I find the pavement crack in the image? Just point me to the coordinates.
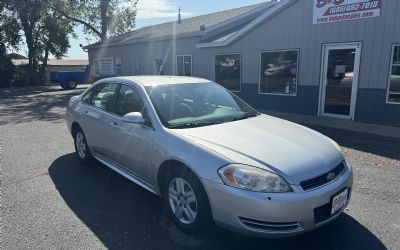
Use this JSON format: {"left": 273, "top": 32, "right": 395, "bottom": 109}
{"left": 3, "top": 171, "right": 49, "bottom": 187}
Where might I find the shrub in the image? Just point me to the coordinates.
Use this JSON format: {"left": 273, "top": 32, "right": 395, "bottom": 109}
{"left": 0, "top": 55, "right": 15, "bottom": 88}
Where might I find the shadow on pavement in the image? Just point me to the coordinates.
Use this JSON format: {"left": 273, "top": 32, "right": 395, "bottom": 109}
{"left": 49, "top": 153, "right": 386, "bottom": 250}
{"left": 0, "top": 87, "right": 87, "bottom": 125}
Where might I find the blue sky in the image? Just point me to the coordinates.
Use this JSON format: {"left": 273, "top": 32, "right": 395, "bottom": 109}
{"left": 66, "top": 0, "right": 267, "bottom": 59}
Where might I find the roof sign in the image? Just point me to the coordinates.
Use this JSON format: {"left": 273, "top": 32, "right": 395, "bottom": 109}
{"left": 313, "top": 0, "right": 381, "bottom": 24}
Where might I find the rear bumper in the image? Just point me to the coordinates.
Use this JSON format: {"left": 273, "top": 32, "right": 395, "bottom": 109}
{"left": 203, "top": 164, "right": 353, "bottom": 238}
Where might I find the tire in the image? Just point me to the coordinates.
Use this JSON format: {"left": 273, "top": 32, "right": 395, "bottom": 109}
{"left": 73, "top": 128, "right": 93, "bottom": 164}
{"left": 60, "top": 84, "right": 68, "bottom": 90}
{"left": 65, "top": 78, "right": 78, "bottom": 90}
{"left": 163, "top": 167, "right": 212, "bottom": 233}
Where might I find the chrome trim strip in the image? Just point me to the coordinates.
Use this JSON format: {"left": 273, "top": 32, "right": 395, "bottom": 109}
{"left": 92, "top": 153, "right": 160, "bottom": 195}
{"left": 241, "top": 220, "right": 299, "bottom": 228}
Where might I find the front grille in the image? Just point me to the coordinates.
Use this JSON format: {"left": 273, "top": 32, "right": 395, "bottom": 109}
{"left": 239, "top": 217, "right": 300, "bottom": 232}
{"left": 300, "top": 161, "right": 346, "bottom": 191}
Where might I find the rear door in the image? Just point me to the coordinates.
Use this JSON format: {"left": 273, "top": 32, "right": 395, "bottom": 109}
{"left": 111, "top": 84, "right": 155, "bottom": 182}
{"left": 83, "top": 82, "right": 119, "bottom": 156}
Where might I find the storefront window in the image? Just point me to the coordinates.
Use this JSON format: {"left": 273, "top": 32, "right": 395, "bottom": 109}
{"left": 132, "top": 56, "right": 140, "bottom": 75}
{"left": 93, "top": 59, "right": 99, "bottom": 76}
{"left": 387, "top": 45, "right": 400, "bottom": 103}
{"left": 115, "top": 57, "right": 122, "bottom": 76}
{"left": 215, "top": 54, "right": 241, "bottom": 91}
{"left": 177, "top": 55, "right": 192, "bottom": 76}
{"left": 260, "top": 50, "right": 299, "bottom": 95}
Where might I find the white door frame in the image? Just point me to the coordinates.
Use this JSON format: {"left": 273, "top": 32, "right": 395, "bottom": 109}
{"left": 318, "top": 42, "right": 362, "bottom": 120}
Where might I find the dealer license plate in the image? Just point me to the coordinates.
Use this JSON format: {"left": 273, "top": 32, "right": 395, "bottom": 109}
{"left": 331, "top": 188, "right": 348, "bottom": 215}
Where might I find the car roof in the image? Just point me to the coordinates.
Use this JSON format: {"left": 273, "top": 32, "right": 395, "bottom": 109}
{"left": 107, "top": 76, "right": 213, "bottom": 87}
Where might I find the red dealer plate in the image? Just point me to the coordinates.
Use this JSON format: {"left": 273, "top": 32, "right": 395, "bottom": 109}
{"left": 331, "top": 188, "right": 348, "bottom": 215}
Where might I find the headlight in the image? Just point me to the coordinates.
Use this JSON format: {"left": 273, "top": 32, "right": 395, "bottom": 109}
{"left": 329, "top": 138, "right": 341, "bottom": 152}
{"left": 218, "top": 164, "right": 292, "bottom": 192}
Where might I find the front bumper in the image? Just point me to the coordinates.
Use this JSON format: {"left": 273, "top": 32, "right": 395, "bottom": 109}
{"left": 203, "top": 165, "right": 353, "bottom": 238}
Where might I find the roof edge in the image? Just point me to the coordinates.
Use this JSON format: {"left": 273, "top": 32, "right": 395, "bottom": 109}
{"left": 84, "top": 31, "right": 204, "bottom": 50}
{"left": 85, "top": 1, "right": 278, "bottom": 50}
{"left": 202, "top": 1, "right": 278, "bottom": 37}
{"left": 197, "top": 0, "right": 297, "bottom": 49}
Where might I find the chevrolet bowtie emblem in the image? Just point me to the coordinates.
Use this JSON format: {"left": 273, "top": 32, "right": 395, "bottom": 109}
{"left": 327, "top": 172, "right": 335, "bottom": 181}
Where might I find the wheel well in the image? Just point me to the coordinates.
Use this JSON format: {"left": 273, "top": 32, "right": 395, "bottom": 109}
{"left": 71, "top": 122, "right": 81, "bottom": 137}
{"left": 157, "top": 160, "right": 193, "bottom": 196}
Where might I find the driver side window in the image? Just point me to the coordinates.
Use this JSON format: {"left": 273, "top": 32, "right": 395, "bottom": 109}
{"left": 115, "top": 85, "right": 152, "bottom": 127}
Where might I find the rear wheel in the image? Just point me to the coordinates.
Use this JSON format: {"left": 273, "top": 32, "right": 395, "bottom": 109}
{"left": 74, "top": 128, "right": 93, "bottom": 164}
{"left": 164, "top": 167, "right": 212, "bottom": 233}
{"left": 65, "top": 78, "right": 78, "bottom": 90}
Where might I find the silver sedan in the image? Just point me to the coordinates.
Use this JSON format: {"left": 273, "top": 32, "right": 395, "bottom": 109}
{"left": 66, "top": 76, "right": 353, "bottom": 237}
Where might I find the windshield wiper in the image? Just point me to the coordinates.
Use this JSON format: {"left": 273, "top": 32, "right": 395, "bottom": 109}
{"left": 231, "top": 112, "right": 260, "bottom": 121}
{"left": 169, "top": 120, "right": 220, "bottom": 129}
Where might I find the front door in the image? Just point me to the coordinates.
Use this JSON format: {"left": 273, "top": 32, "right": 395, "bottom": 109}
{"left": 320, "top": 43, "right": 361, "bottom": 119}
{"left": 111, "top": 84, "right": 155, "bottom": 182}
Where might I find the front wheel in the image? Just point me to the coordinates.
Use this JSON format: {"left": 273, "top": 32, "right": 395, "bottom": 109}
{"left": 164, "top": 168, "right": 212, "bottom": 233}
{"left": 74, "top": 128, "right": 93, "bottom": 164}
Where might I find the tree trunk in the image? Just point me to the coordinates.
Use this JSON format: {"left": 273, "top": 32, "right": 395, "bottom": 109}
{"left": 21, "top": 18, "right": 39, "bottom": 86}
{"left": 100, "top": 0, "right": 110, "bottom": 42}
{"left": 40, "top": 46, "right": 50, "bottom": 84}
{"left": 25, "top": 29, "right": 39, "bottom": 85}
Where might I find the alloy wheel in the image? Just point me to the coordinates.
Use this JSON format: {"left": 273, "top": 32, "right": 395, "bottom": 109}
{"left": 168, "top": 177, "right": 198, "bottom": 224}
{"left": 75, "top": 131, "right": 86, "bottom": 159}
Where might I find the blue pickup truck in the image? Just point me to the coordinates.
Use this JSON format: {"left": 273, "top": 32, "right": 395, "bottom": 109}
{"left": 49, "top": 65, "right": 90, "bottom": 89}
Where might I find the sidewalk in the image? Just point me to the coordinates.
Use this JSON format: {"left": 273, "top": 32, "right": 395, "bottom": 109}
{"left": 260, "top": 110, "right": 400, "bottom": 139}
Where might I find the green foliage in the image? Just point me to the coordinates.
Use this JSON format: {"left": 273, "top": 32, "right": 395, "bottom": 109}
{"left": 52, "top": 0, "right": 138, "bottom": 41}
{"left": 0, "top": 2, "right": 17, "bottom": 87}
{"left": 40, "top": 13, "right": 74, "bottom": 60}
{"left": 0, "top": 0, "right": 137, "bottom": 86}
{"left": 3, "top": 0, "right": 74, "bottom": 85}
{"left": 0, "top": 52, "right": 15, "bottom": 88}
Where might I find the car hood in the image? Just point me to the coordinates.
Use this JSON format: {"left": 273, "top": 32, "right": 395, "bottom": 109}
{"left": 171, "top": 114, "right": 343, "bottom": 185}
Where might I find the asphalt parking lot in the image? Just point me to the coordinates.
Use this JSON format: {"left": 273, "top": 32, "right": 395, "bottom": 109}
{"left": 1, "top": 86, "right": 399, "bottom": 250}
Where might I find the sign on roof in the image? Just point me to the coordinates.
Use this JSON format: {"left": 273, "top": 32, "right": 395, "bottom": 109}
{"left": 313, "top": 0, "right": 381, "bottom": 24}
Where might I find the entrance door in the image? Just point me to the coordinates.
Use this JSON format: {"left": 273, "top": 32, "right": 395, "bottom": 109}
{"left": 320, "top": 43, "right": 361, "bottom": 119}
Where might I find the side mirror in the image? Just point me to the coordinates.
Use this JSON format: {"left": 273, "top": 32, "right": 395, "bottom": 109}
{"left": 121, "top": 112, "right": 145, "bottom": 124}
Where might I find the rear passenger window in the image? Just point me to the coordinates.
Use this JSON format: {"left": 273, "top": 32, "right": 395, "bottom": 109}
{"left": 91, "top": 83, "right": 118, "bottom": 112}
{"left": 115, "top": 85, "right": 152, "bottom": 127}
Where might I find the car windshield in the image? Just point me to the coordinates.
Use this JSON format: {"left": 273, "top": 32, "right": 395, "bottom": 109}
{"left": 145, "top": 82, "right": 259, "bottom": 128}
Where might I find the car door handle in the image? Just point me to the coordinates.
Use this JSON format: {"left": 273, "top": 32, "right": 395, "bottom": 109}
{"left": 111, "top": 122, "right": 119, "bottom": 128}
{"left": 84, "top": 110, "right": 88, "bottom": 114}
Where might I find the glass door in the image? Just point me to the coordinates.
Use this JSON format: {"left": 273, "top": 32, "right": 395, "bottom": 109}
{"left": 320, "top": 43, "right": 361, "bottom": 119}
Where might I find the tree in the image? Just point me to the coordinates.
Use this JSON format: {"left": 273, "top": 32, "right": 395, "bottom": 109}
{"left": 52, "top": 0, "right": 138, "bottom": 42}
{"left": 4, "top": 0, "right": 43, "bottom": 84}
{"left": 38, "top": 11, "right": 75, "bottom": 78}
{"left": 0, "top": 2, "right": 20, "bottom": 87}
{"left": 3, "top": 0, "right": 74, "bottom": 85}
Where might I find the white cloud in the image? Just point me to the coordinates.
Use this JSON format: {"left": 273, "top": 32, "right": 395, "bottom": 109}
{"left": 136, "top": 0, "right": 192, "bottom": 20}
